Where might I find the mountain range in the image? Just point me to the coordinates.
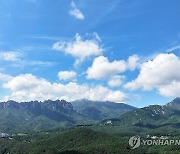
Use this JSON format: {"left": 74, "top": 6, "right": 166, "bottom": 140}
{"left": 0, "top": 98, "right": 180, "bottom": 134}
{"left": 72, "top": 99, "right": 136, "bottom": 121}
{"left": 98, "top": 97, "right": 180, "bottom": 136}
{"left": 0, "top": 99, "right": 135, "bottom": 133}
{"left": 0, "top": 98, "right": 180, "bottom": 153}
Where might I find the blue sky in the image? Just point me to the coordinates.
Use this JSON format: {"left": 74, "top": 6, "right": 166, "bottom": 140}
{"left": 0, "top": 0, "right": 180, "bottom": 107}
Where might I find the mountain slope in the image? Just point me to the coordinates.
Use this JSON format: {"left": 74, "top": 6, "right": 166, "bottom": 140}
{"left": 1, "top": 128, "right": 179, "bottom": 154}
{"left": 0, "top": 128, "right": 142, "bottom": 154}
{"left": 72, "top": 99, "right": 136, "bottom": 121}
{"left": 0, "top": 99, "right": 136, "bottom": 133}
{"left": 98, "top": 98, "right": 180, "bottom": 135}
{"left": 166, "top": 97, "right": 180, "bottom": 111}
{"left": 0, "top": 100, "right": 93, "bottom": 133}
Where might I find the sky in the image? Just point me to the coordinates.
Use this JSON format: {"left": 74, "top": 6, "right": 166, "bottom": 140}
{"left": 0, "top": 0, "right": 180, "bottom": 107}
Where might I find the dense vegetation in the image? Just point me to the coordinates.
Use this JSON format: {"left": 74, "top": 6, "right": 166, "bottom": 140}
{"left": 0, "top": 128, "right": 180, "bottom": 154}
{"left": 0, "top": 98, "right": 180, "bottom": 153}
{"left": 96, "top": 97, "right": 180, "bottom": 134}
{"left": 72, "top": 99, "right": 136, "bottom": 121}
{"left": 0, "top": 99, "right": 135, "bottom": 133}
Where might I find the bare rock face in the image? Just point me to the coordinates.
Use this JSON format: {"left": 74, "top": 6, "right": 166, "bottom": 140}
{"left": 0, "top": 100, "right": 74, "bottom": 113}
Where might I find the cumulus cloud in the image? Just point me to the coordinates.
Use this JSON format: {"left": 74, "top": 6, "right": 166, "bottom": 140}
{"left": 52, "top": 33, "right": 103, "bottom": 66}
{"left": 58, "top": 71, "right": 77, "bottom": 81}
{"left": 69, "top": 1, "right": 84, "bottom": 20}
{"left": 124, "top": 53, "right": 180, "bottom": 97}
{"left": 87, "top": 55, "right": 139, "bottom": 80}
{"left": 127, "top": 54, "right": 140, "bottom": 70}
{"left": 158, "top": 81, "right": 180, "bottom": 97}
{"left": 0, "top": 52, "right": 20, "bottom": 61}
{"left": 87, "top": 56, "right": 127, "bottom": 80}
{"left": 2, "top": 74, "right": 127, "bottom": 102}
{"left": 108, "top": 75, "right": 125, "bottom": 87}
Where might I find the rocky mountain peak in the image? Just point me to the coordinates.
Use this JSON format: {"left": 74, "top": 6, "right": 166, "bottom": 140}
{"left": 0, "top": 99, "right": 74, "bottom": 112}
{"left": 43, "top": 99, "right": 73, "bottom": 111}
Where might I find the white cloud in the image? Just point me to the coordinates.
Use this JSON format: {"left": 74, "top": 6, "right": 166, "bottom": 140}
{"left": 124, "top": 53, "right": 180, "bottom": 97}
{"left": 52, "top": 33, "right": 103, "bottom": 66}
{"left": 2, "top": 74, "right": 128, "bottom": 102}
{"left": 0, "top": 51, "right": 53, "bottom": 68}
{"left": 108, "top": 75, "right": 125, "bottom": 87}
{"left": 58, "top": 71, "right": 77, "bottom": 81}
{"left": 127, "top": 54, "right": 140, "bottom": 70}
{"left": 0, "top": 52, "right": 20, "bottom": 61}
{"left": 87, "top": 56, "right": 128, "bottom": 80}
{"left": 69, "top": 1, "right": 84, "bottom": 20}
{"left": 158, "top": 81, "right": 180, "bottom": 97}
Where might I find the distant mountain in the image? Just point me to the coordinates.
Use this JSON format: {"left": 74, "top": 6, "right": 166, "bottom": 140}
{"left": 72, "top": 99, "right": 136, "bottom": 121}
{"left": 165, "top": 97, "right": 180, "bottom": 110}
{"left": 0, "top": 100, "right": 93, "bottom": 133}
{"left": 99, "top": 97, "right": 180, "bottom": 134}
{"left": 0, "top": 99, "right": 136, "bottom": 133}
{"left": 0, "top": 99, "right": 180, "bottom": 154}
